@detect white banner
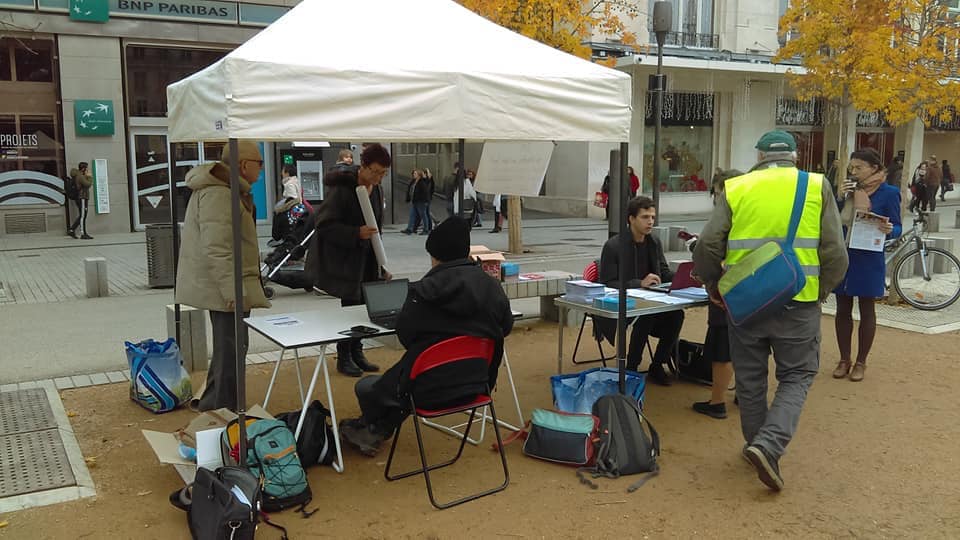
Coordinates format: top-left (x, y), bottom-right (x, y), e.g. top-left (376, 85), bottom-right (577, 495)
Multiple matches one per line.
top-left (93, 158), bottom-right (110, 214)
top-left (474, 141), bottom-right (554, 196)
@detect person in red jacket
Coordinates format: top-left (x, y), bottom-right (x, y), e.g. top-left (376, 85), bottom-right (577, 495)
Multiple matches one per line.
top-left (627, 166), bottom-right (640, 197)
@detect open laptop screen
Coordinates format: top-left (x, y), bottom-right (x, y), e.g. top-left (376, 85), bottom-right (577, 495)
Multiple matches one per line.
top-left (362, 279), bottom-right (409, 319)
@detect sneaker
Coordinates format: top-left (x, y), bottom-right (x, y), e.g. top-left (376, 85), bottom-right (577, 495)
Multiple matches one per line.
top-left (267, 238), bottom-right (284, 248)
top-left (339, 419), bottom-right (384, 457)
top-left (401, 229), bottom-right (413, 235)
top-left (744, 445), bottom-right (784, 491)
top-left (81, 234), bottom-right (93, 240)
top-left (741, 444), bottom-right (752, 466)
top-left (67, 229), bottom-right (76, 239)
top-left (692, 401), bottom-right (727, 419)
top-left (168, 486), bottom-right (192, 512)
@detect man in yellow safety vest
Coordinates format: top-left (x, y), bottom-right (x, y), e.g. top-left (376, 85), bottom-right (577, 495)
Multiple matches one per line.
top-left (692, 130), bottom-right (848, 492)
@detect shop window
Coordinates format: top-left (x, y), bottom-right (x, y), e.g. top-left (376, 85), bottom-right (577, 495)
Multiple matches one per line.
top-left (18, 115), bottom-right (57, 160)
top-left (0, 45), bottom-right (10, 81)
top-left (125, 45), bottom-right (227, 117)
top-left (643, 92), bottom-right (714, 193)
top-left (13, 39), bottom-right (54, 82)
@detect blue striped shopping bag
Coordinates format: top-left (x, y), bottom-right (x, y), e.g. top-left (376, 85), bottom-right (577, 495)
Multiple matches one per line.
top-left (124, 338), bottom-right (193, 413)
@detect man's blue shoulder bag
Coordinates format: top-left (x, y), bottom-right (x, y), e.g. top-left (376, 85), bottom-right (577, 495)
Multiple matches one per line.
top-left (719, 170), bottom-right (810, 326)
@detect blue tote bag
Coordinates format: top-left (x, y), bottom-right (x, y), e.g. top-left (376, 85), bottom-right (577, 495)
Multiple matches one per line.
top-left (125, 338), bottom-right (193, 413)
top-left (551, 367), bottom-right (645, 414)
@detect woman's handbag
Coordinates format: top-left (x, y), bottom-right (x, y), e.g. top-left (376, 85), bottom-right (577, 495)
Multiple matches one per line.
top-left (550, 367), bottom-right (645, 414)
top-left (718, 171), bottom-right (809, 326)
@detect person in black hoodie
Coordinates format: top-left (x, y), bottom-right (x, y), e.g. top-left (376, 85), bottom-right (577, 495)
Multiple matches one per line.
top-left (597, 195), bottom-right (683, 386)
top-left (313, 143), bottom-right (392, 376)
top-left (339, 217), bottom-right (514, 456)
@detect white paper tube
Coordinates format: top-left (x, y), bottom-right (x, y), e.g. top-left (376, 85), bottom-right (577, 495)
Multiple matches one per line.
top-left (356, 185), bottom-right (388, 270)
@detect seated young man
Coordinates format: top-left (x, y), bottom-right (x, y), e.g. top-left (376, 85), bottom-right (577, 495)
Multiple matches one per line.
top-left (597, 196), bottom-right (684, 386)
top-left (339, 217), bottom-right (514, 456)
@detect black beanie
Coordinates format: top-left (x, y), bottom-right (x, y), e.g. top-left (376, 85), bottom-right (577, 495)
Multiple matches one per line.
top-left (425, 217), bottom-right (471, 262)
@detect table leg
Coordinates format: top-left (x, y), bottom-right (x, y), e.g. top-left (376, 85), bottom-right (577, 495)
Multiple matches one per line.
top-left (295, 344), bottom-right (344, 473)
top-left (294, 348), bottom-right (305, 405)
top-left (557, 304), bottom-right (565, 374)
top-left (263, 348), bottom-right (285, 410)
top-left (501, 350), bottom-right (524, 430)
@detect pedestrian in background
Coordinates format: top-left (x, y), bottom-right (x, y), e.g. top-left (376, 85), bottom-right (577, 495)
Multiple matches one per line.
top-left (886, 156), bottom-right (903, 188)
top-left (68, 161), bottom-right (93, 239)
top-left (176, 140), bottom-right (270, 411)
top-left (627, 165), bottom-right (640, 197)
top-left (832, 148), bottom-right (900, 382)
top-left (693, 130), bottom-right (848, 491)
top-left (940, 159), bottom-right (953, 202)
top-left (313, 143), bottom-right (393, 377)
top-left (908, 161), bottom-right (927, 213)
top-left (923, 156), bottom-right (941, 212)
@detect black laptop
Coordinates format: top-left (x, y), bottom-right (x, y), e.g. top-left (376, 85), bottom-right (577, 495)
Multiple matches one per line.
top-left (361, 279), bottom-right (409, 330)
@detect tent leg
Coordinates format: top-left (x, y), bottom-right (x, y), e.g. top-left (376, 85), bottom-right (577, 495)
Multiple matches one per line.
top-left (617, 143), bottom-right (629, 395)
top-left (227, 138), bottom-right (249, 462)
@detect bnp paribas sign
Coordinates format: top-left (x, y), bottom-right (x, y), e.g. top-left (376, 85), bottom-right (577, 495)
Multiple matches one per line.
top-left (69, 0), bottom-right (238, 23)
top-left (74, 100), bottom-right (115, 137)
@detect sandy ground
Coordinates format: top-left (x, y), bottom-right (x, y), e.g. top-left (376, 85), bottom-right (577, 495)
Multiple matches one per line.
top-left (2, 307), bottom-right (959, 539)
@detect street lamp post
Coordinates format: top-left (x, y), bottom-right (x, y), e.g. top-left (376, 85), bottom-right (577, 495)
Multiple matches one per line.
top-left (651, 2), bottom-right (672, 225)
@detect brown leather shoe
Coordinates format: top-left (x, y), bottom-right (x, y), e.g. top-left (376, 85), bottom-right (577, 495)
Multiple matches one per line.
top-left (832, 360), bottom-right (852, 379)
top-left (849, 362), bottom-right (866, 382)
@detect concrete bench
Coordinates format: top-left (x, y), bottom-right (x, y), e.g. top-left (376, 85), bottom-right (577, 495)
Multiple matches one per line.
top-left (500, 270), bottom-right (577, 322)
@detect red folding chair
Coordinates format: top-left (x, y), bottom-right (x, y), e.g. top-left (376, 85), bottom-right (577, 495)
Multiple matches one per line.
top-left (384, 336), bottom-right (509, 509)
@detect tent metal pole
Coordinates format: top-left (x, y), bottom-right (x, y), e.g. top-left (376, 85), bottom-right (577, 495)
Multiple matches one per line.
top-left (617, 142), bottom-right (629, 395)
top-left (167, 141), bottom-right (181, 345)
top-left (227, 138), bottom-right (248, 462)
top-left (457, 138), bottom-right (465, 219)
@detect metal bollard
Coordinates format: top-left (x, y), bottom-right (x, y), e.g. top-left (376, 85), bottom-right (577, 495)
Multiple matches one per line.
top-left (83, 257), bottom-right (108, 298)
top-left (668, 226), bottom-right (688, 251)
top-left (928, 236), bottom-right (955, 274)
top-left (954, 209), bottom-right (960, 229)
top-left (926, 212), bottom-right (940, 233)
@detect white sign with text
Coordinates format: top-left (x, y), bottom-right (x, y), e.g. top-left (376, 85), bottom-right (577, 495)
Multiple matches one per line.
top-left (94, 158), bottom-right (110, 214)
top-left (474, 141), bottom-right (554, 196)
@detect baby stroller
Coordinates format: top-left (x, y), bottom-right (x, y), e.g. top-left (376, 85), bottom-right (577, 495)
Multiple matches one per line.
top-left (261, 205), bottom-right (315, 299)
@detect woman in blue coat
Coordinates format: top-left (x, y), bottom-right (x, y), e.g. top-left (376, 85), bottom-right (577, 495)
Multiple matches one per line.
top-left (832, 148), bottom-right (901, 382)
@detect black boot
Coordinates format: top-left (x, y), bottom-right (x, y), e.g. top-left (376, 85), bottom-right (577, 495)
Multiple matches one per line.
top-left (350, 340), bottom-right (379, 372)
top-left (336, 342), bottom-right (362, 377)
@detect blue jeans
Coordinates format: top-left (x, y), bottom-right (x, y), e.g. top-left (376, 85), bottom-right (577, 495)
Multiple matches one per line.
top-left (407, 202), bottom-right (431, 232)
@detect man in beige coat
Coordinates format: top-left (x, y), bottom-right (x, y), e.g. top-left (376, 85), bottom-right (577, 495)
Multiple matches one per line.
top-left (176, 140), bottom-right (270, 411)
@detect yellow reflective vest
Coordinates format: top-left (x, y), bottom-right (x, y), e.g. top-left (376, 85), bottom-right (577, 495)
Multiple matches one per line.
top-left (724, 166), bottom-right (823, 302)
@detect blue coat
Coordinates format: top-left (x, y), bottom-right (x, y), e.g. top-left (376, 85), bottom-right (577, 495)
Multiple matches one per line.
top-left (834, 183), bottom-right (902, 298)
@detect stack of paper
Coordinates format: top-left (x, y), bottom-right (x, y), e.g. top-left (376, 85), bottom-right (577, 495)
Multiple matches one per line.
top-left (670, 287), bottom-right (709, 300)
top-left (565, 280), bottom-right (606, 303)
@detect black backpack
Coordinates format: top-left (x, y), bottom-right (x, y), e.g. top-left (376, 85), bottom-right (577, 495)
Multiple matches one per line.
top-left (676, 339), bottom-right (712, 386)
top-left (577, 394), bottom-right (660, 492)
top-left (276, 400), bottom-right (336, 468)
top-left (64, 176), bottom-right (79, 201)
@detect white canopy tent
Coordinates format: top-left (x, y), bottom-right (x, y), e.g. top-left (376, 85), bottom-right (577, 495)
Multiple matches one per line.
top-left (166, 0), bottom-right (631, 143)
top-left (164, 0), bottom-right (637, 446)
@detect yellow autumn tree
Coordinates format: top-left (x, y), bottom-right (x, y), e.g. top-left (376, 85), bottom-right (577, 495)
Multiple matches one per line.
top-left (459, 0), bottom-right (638, 61)
top-left (777, 0), bottom-right (960, 183)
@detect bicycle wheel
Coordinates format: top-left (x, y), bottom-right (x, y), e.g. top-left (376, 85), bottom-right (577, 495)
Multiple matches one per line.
top-left (892, 247), bottom-right (960, 310)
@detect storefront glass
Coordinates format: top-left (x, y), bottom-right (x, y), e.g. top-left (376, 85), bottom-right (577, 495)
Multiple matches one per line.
top-left (125, 46), bottom-right (227, 117)
top-left (0, 37), bottom-right (64, 208)
top-left (642, 92), bottom-right (713, 193)
top-left (777, 97), bottom-right (825, 172)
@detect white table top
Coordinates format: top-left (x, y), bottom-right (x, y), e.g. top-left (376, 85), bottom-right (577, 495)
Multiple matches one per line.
top-left (555, 295), bottom-right (709, 319)
top-left (245, 305), bottom-right (394, 350)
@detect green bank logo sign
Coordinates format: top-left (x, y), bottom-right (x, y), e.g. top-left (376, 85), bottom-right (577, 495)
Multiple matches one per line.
top-left (74, 100), bottom-right (115, 137)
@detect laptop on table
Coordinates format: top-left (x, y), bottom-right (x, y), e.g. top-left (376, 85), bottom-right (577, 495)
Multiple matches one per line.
top-left (649, 262), bottom-right (700, 293)
top-left (361, 279), bottom-right (410, 330)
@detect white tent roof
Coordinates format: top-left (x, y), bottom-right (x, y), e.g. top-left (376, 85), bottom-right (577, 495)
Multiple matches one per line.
top-left (166, 0), bottom-right (631, 143)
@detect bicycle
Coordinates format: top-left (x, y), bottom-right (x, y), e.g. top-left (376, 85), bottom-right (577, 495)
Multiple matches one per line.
top-left (884, 211), bottom-right (960, 310)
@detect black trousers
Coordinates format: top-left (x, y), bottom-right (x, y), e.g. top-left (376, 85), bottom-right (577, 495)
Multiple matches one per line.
top-left (626, 310), bottom-right (685, 370)
top-left (69, 199), bottom-right (88, 235)
top-left (355, 370), bottom-right (407, 437)
top-left (199, 310), bottom-right (249, 411)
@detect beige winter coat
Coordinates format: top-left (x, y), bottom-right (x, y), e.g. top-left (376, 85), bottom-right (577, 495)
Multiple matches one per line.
top-left (175, 162), bottom-right (270, 312)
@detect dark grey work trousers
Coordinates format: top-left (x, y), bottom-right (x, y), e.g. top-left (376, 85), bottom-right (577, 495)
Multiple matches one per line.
top-left (198, 309), bottom-right (250, 412)
top-left (729, 301), bottom-right (821, 460)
